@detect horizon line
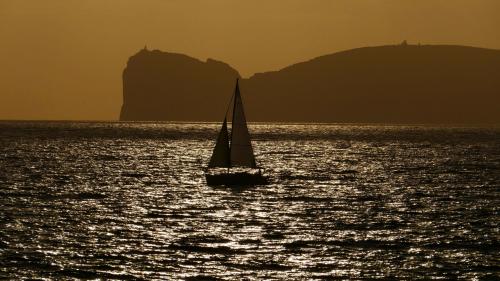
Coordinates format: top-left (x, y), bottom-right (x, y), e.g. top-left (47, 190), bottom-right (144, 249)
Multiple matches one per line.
top-left (1, 119), bottom-right (499, 128)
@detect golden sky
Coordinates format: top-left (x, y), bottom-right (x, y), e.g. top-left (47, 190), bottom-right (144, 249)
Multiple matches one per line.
top-left (1, 0), bottom-right (499, 120)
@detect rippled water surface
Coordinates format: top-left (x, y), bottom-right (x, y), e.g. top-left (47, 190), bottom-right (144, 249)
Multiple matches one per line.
top-left (1, 121), bottom-right (499, 280)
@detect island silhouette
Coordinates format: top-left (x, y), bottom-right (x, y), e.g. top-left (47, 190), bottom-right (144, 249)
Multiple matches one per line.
top-left (120, 44), bottom-right (500, 124)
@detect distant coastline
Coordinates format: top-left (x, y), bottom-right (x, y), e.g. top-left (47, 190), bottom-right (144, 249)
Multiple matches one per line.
top-left (121, 44), bottom-right (500, 124)
top-left (2, 120), bottom-right (500, 128)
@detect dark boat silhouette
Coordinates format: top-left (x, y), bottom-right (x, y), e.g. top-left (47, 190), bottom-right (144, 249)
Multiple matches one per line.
top-left (205, 79), bottom-right (269, 186)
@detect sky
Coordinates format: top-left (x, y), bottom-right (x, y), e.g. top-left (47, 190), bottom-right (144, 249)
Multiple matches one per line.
top-left (1, 0), bottom-right (499, 120)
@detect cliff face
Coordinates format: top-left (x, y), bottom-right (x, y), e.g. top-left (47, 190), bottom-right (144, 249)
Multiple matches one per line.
top-left (120, 49), bottom-right (240, 121)
top-left (121, 45), bottom-right (500, 123)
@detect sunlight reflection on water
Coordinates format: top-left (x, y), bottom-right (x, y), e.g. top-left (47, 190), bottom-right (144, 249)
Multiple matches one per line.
top-left (0, 122), bottom-right (499, 280)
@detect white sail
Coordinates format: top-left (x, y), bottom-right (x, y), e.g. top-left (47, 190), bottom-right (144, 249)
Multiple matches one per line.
top-left (230, 80), bottom-right (257, 168)
top-left (208, 118), bottom-right (230, 168)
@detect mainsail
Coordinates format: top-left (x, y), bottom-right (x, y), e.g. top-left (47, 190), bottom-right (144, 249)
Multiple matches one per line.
top-left (208, 118), bottom-right (230, 168)
top-left (229, 80), bottom-right (257, 168)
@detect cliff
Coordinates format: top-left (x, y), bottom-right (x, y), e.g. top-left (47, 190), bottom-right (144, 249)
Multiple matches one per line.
top-left (120, 45), bottom-right (500, 123)
top-left (120, 49), bottom-right (240, 121)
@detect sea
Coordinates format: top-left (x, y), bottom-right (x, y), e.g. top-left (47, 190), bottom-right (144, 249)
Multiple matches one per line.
top-left (0, 121), bottom-right (499, 280)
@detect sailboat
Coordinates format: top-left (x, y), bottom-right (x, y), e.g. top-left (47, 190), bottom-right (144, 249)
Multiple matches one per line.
top-left (205, 79), bottom-right (269, 186)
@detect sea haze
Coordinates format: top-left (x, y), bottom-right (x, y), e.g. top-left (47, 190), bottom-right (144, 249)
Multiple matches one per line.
top-left (0, 121), bottom-right (499, 279)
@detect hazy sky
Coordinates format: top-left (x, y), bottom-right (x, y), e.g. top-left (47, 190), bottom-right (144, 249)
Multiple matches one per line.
top-left (1, 0), bottom-right (499, 120)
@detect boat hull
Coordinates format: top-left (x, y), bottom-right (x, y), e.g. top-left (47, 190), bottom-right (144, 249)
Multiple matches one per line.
top-left (205, 172), bottom-right (269, 186)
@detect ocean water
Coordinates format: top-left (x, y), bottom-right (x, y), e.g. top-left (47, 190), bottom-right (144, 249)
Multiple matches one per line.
top-left (0, 121), bottom-right (499, 280)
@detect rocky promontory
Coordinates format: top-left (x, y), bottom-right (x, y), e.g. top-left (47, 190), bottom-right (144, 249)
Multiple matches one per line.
top-left (121, 48), bottom-right (240, 121)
